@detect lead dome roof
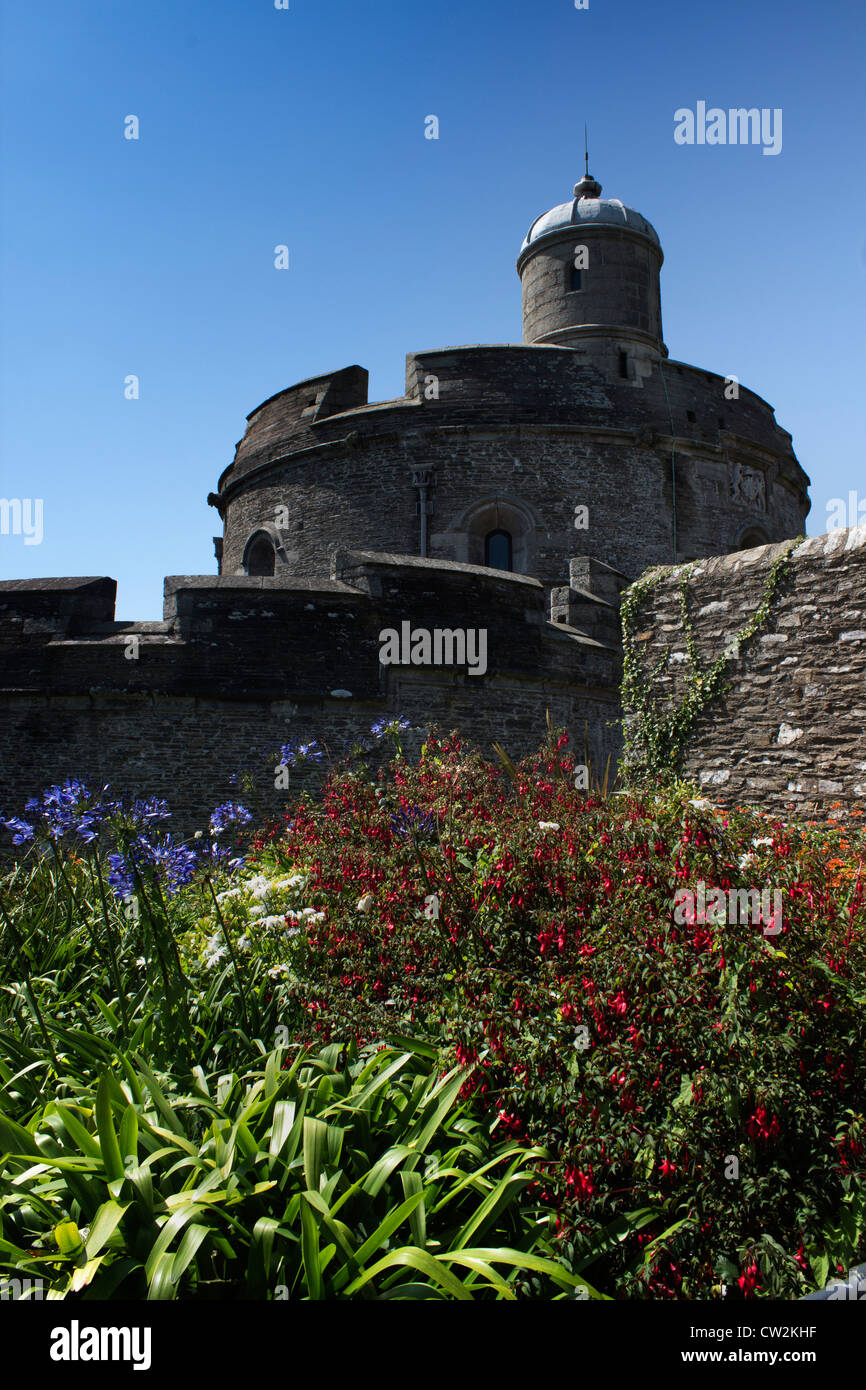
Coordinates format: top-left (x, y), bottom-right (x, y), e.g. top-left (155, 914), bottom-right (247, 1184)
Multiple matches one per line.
top-left (520, 173), bottom-right (661, 253)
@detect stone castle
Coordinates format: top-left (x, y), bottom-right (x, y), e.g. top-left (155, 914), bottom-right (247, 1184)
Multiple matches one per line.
top-left (3, 168), bottom-right (861, 829)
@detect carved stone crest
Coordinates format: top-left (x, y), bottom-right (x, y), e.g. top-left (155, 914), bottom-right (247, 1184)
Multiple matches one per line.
top-left (730, 462), bottom-right (767, 511)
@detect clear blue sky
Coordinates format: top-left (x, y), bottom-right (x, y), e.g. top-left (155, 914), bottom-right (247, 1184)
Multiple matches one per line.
top-left (1, 0), bottom-right (863, 618)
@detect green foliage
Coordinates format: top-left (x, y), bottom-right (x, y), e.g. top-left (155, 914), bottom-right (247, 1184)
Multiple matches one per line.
top-left (0, 1040), bottom-right (602, 1300)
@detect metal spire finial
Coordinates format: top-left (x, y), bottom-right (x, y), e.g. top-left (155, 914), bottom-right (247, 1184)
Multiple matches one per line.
top-left (574, 128), bottom-right (602, 200)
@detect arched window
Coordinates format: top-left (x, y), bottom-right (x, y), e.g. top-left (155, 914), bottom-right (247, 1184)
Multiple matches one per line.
top-left (485, 529), bottom-right (513, 571)
top-left (736, 527), bottom-right (770, 553)
top-left (244, 533), bottom-right (276, 577)
top-left (452, 496), bottom-right (537, 573)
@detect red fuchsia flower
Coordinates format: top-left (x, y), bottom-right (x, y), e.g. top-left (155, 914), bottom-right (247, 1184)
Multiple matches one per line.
top-left (659, 1158), bottom-right (677, 1179)
top-left (746, 1106), bottom-right (780, 1143)
top-left (564, 1165), bottom-right (595, 1201)
top-left (738, 1261), bottom-right (761, 1297)
top-left (497, 1109), bottom-right (523, 1136)
top-left (644, 1258), bottom-right (684, 1297)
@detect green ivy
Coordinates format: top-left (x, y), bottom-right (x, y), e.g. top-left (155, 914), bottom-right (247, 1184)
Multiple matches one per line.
top-left (620, 538), bottom-right (802, 782)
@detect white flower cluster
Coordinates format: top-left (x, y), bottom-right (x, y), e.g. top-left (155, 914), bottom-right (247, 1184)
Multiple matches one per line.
top-left (204, 933), bottom-right (229, 970)
top-left (261, 914), bottom-right (299, 933)
top-left (285, 906), bottom-right (326, 924)
top-left (202, 867), bottom-right (320, 974)
top-left (739, 837), bottom-right (775, 871)
top-left (270, 873), bottom-right (307, 891)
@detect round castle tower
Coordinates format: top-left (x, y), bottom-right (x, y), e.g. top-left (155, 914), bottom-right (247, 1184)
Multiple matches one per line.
top-left (210, 170), bottom-right (809, 585)
top-left (518, 170), bottom-right (665, 382)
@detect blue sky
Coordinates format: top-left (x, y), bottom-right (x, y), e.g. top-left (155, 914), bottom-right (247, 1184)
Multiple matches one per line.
top-left (1, 0), bottom-right (863, 618)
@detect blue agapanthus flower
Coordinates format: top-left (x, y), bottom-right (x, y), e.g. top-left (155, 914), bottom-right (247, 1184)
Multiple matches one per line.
top-left (18, 780), bottom-right (107, 845)
top-left (200, 841), bottom-right (245, 873)
top-left (108, 834), bottom-right (198, 901)
top-left (209, 802), bottom-right (253, 834)
top-left (128, 798), bottom-right (172, 826)
top-left (371, 716), bottom-right (411, 739)
top-left (106, 853), bottom-right (136, 901)
top-left (390, 805), bottom-right (437, 841)
top-left (0, 816), bottom-right (35, 845)
top-left (279, 740), bottom-right (324, 768)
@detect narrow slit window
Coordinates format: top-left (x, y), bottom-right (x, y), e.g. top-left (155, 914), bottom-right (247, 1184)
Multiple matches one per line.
top-left (570, 267), bottom-right (582, 291)
top-left (619, 351), bottom-right (629, 379)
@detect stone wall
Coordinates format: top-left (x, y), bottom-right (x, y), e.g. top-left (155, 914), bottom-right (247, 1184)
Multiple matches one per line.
top-left (4, 531), bottom-right (864, 833)
top-left (0, 556), bottom-right (622, 836)
top-left (518, 225), bottom-right (664, 348)
top-left (621, 526), bottom-right (866, 815)
top-left (214, 346), bottom-right (808, 585)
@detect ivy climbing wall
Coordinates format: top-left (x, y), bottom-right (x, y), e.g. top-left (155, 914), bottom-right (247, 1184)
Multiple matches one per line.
top-left (620, 526), bottom-right (866, 816)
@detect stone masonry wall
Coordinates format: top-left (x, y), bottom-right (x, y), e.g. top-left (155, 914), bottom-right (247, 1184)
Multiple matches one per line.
top-left (3, 530), bottom-right (863, 834)
top-left (519, 228), bottom-right (664, 346)
top-left (215, 348), bottom-right (807, 586)
top-left (621, 526), bottom-right (866, 815)
top-left (0, 556), bottom-right (622, 837)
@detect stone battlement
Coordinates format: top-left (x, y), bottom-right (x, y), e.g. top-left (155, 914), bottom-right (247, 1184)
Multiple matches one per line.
top-left (0, 552), bottom-right (624, 832)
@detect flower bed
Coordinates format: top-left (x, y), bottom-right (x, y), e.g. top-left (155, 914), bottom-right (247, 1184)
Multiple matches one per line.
top-left (1, 723), bottom-right (864, 1299)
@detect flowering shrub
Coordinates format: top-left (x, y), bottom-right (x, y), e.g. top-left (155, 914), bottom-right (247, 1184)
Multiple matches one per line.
top-left (179, 868), bottom-right (317, 981)
top-left (244, 727), bottom-right (866, 1299)
top-left (1, 726), bottom-right (864, 1300)
top-left (0, 783), bottom-right (253, 1065)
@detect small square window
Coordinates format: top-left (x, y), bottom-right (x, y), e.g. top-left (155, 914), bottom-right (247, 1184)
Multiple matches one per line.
top-left (687, 410), bottom-right (696, 423)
